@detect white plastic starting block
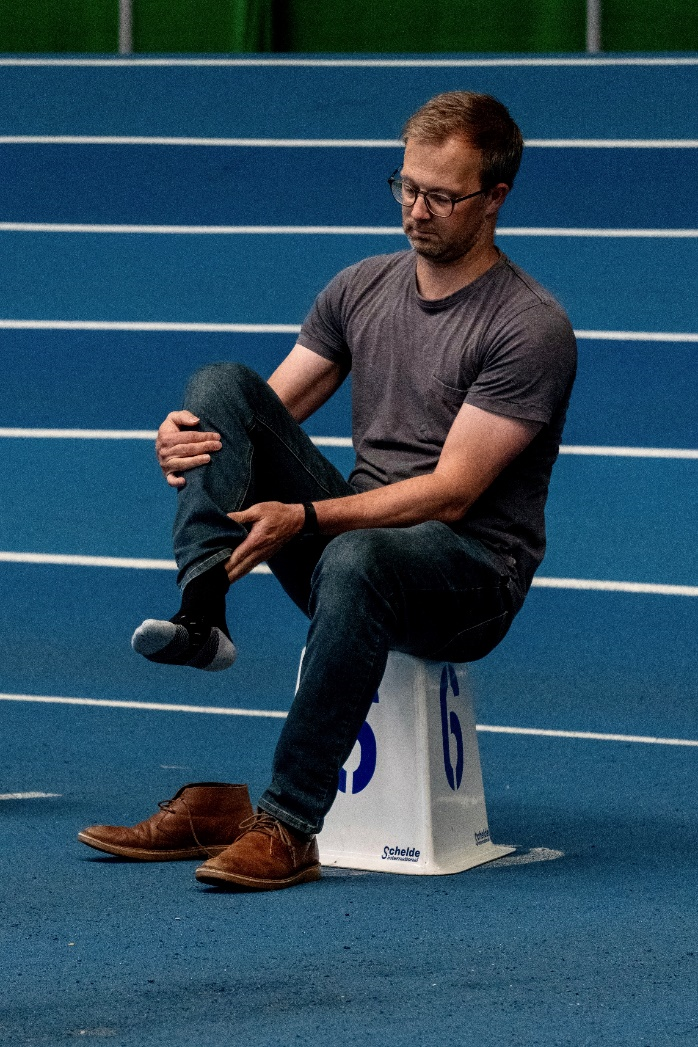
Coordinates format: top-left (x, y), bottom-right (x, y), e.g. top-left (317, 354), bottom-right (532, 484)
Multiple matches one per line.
top-left (311, 651), bottom-right (515, 875)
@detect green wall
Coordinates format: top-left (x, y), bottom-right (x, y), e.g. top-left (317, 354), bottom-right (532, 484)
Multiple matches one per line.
top-left (276, 0), bottom-right (587, 53)
top-left (603, 0), bottom-right (697, 51)
top-left (0, 0), bottom-right (271, 53)
top-left (0, 0), bottom-right (695, 53)
top-left (0, 0), bottom-right (118, 52)
top-left (134, 0), bottom-right (271, 53)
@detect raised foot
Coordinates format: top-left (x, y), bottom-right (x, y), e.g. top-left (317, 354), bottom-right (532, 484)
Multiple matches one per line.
top-left (131, 617), bottom-right (236, 671)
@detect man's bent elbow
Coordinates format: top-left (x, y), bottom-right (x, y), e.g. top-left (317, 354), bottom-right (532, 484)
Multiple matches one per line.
top-left (435, 498), bottom-right (474, 525)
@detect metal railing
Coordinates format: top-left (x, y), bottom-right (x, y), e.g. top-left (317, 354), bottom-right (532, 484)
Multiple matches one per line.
top-left (115, 0), bottom-right (602, 56)
top-left (119, 0), bottom-right (133, 54)
top-left (586, 0), bottom-right (602, 53)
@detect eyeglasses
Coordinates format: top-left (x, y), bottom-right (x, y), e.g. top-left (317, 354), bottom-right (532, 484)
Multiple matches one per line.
top-left (388, 169), bottom-right (484, 217)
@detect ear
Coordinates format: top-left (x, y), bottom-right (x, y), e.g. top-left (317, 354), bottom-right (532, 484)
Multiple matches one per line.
top-left (484, 182), bottom-right (510, 217)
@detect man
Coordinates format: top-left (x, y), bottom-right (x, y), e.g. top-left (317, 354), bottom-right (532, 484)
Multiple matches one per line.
top-left (78, 91), bottom-right (576, 891)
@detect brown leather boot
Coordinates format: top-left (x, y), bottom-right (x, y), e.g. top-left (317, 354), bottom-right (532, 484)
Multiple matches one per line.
top-left (77, 783), bottom-right (253, 860)
top-left (195, 811), bottom-right (322, 890)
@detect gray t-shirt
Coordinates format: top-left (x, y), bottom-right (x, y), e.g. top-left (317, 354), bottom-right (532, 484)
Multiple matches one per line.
top-left (299, 250), bottom-right (577, 605)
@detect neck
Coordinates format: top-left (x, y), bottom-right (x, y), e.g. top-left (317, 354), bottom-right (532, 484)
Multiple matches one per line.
top-left (415, 239), bottom-right (501, 301)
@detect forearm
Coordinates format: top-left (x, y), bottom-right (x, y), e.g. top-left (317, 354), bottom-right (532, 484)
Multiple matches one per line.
top-left (313, 472), bottom-right (470, 536)
top-left (311, 406), bottom-right (540, 536)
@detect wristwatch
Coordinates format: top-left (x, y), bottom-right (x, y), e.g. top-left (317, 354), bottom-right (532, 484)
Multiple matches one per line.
top-left (300, 501), bottom-right (320, 538)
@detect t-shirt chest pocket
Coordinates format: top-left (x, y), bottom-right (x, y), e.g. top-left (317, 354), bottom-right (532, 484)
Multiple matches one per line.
top-left (424, 374), bottom-right (470, 436)
top-left (431, 374), bottom-right (468, 404)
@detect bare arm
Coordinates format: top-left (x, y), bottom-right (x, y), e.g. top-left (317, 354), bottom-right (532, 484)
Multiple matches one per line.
top-left (312, 403), bottom-right (540, 532)
top-left (225, 403), bottom-right (541, 581)
top-left (156, 344), bottom-right (343, 486)
top-left (268, 343), bottom-right (344, 422)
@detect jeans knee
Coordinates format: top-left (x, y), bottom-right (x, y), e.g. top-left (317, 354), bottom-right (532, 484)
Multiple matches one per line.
top-left (184, 362), bottom-right (263, 414)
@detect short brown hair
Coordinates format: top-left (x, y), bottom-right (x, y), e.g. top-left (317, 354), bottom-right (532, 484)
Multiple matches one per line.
top-left (402, 91), bottom-right (524, 191)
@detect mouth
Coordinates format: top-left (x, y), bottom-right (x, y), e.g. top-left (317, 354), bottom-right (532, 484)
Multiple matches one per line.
top-left (406, 225), bottom-right (436, 238)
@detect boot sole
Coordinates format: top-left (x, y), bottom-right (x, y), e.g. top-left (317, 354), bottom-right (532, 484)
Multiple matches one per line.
top-left (77, 831), bottom-right (231, 861)
top-left (194, 863), bottom-right (322, 890)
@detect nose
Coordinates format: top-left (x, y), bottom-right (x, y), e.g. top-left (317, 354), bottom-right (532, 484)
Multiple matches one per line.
top-left (409, 191), bottom-right (432, 220)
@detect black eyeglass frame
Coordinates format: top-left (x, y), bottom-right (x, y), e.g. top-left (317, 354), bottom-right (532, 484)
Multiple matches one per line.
top-left (388, 169), bottom-right (485, 217)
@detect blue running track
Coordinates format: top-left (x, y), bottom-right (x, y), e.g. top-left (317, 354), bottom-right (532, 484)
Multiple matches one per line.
top-left (0, 55), bottom-right (696, 1047)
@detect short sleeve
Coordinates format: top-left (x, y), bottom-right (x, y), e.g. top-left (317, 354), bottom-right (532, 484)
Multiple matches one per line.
top-left (298, 269), bottom-right (353, 373)
top-left (464, 303), bottom-right (577, 425)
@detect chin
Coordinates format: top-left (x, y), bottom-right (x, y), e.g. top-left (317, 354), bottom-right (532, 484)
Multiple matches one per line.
top-left (411, 234), bottom-right (478, 265)
top-left (408, 235), bottom-right (443, 258)
top-left (412, 242), bottom-right (454, 263)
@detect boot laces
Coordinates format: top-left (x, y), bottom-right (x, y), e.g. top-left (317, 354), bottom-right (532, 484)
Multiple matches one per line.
top-left (156, 794), bottom-right (220, 859)
top-left (238, 812), bottom-right (297, 849)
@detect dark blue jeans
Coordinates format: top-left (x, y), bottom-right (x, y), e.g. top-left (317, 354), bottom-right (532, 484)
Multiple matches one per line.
top-left (173, 362), bottom-right (516, 836)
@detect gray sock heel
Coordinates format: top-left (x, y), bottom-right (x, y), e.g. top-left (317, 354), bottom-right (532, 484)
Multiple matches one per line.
top-left (131, 619), bottom-right (237, 671)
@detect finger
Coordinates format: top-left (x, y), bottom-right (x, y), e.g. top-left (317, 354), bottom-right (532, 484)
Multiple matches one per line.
top-left (159, 433), bottom-right (221, 451)
top-left (226, 507), bottom-right (260, 525)
top-left (225, 547), bottom-right (266, 583)
top-left (162, 453), bottom-right (212, 473)
top-left (166, 410), bottom-right (200, 427)
top-left (228, 528), bottom-right (266, 561)
top-left (226, 561), bottom-right (251, 584)
top-left (166, 473), bottom-right (186, 488)
top-left (160, 437), bottom-right (222, 458)
top-left (224, 527), bottom-right (273, 572)
top-left (159, 441), bottom-right (222, 468)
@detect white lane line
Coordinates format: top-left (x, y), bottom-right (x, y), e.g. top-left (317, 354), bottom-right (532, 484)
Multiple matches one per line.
top-left (0, 551), bottom-right (177, 569)
top-left (0, 320), bottom-right (302, 333)
top-left (0, 552), bottom-right (695, 595)
top-left (574, 330), bottom-right (698, 342)
top-left (0, 135), bottom-right (696, 148)
top-left (0, 136), bottom-right (402, 147)
top-left (0, 693), bottom-right (286, 718)
top-left (4, 431), bottom-right (698, 459)
top-left (0, 791), bottom-right (62, 800)
top-left (530, 577), bottom-right (698, 597)
top-left (0, 429), bottom-right (355, 446)
top-left (0, 428), bottom-right (159, 439)
top-left (525, 139), bottom-right (698, 148)
top-left (0, 550), bottom-right (273, 572)
top-left (2, 223), bottom-right (697, 238)
top-left (0, 320), bottom-right (696, 342)
top-left (477, 724), bottom-right (698, 747)
top-left (498, 228), bottom-right (698, 237)
top-left (558, 446), bottom-right (698, 459)
top-left (0, 57), bottom-right (697, 66)
top-left (0, 223), bottom-right (404, 235)
top-left (309, 436), bottom-right (353, 447)
top-left (1, 692), bottom-right (696, 748)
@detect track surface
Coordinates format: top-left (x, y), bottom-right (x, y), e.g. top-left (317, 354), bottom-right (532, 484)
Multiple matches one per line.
top-left (1, 56), bottom-right (696, 1047)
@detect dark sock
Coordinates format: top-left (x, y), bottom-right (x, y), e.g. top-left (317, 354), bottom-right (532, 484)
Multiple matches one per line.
top-left (178, 562), bottom-right (231, 638)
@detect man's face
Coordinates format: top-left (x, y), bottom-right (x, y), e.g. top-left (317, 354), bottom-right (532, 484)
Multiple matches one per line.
top-left (400, 135), bottom-right (499, 265)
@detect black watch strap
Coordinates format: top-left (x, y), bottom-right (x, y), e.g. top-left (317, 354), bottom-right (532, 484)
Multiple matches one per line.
top-left (300, 501), bottom-right (320, 538)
